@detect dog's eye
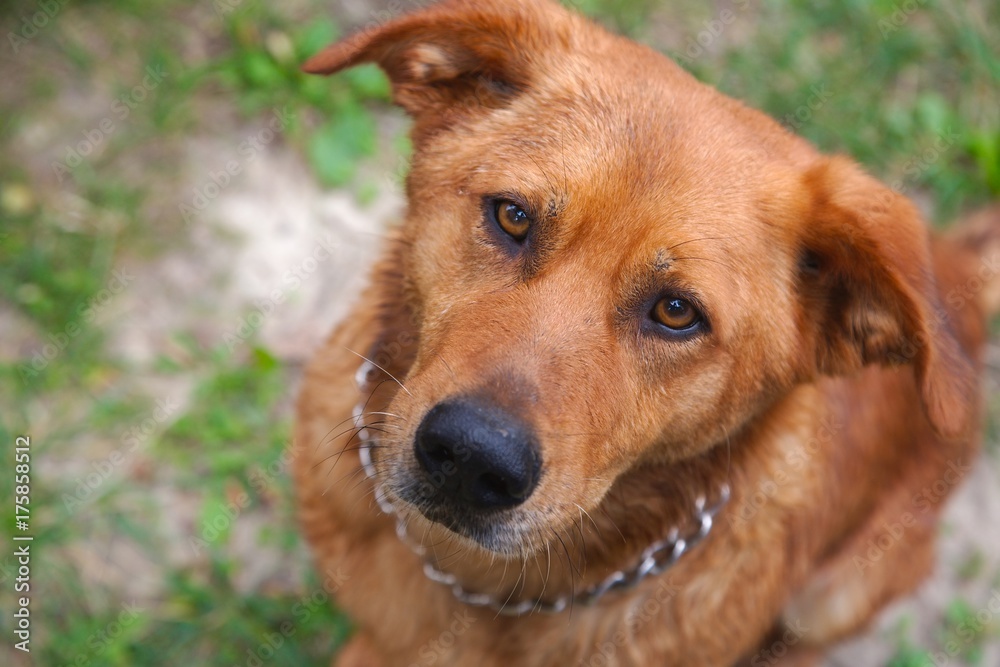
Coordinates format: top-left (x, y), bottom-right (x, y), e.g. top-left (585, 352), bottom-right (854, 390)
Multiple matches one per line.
top-left (652, 297), bottom-right (700, 331)
top-left (494, 200), bottom-right (531, 241)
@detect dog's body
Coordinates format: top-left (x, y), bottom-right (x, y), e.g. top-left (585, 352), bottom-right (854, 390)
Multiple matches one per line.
top-left (293, 2), bottom-right (1000, 665)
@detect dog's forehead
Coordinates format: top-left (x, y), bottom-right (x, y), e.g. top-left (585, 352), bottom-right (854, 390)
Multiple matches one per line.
top-left (437, 39), bottom-right (811, 290)
top-left (471, 90), bottom-right (781, 254)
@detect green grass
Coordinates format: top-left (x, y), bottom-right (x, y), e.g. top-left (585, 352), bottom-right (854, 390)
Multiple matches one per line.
top-left (667, 0), bottom-right (999, 224)
top-left (0, 0), bottom-right (997, 664)
top-left (212, 6), bottom-right (392, 186)
top-left (887, 594), bottom-right (1000, 666)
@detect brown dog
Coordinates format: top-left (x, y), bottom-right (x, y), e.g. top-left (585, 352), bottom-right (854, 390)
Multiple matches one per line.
top-left (293, 1), bottom-right (999, 664)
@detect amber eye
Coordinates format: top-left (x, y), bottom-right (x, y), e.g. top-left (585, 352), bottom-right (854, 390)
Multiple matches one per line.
top-left (495, 200), bottom-right (531, 240)
top-left (652, 297), bottom-right (700, 330)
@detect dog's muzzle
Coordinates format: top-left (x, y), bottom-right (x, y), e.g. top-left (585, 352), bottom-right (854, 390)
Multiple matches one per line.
top-left (413, 398), bottom-right (542, 510)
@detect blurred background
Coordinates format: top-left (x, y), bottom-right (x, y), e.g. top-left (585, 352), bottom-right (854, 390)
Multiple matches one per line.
top-left (0, 0), bottom-right (998, 665)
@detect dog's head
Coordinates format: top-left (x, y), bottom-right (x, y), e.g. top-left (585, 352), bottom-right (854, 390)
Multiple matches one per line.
top-left (306, 0), bottom-right (974, 556)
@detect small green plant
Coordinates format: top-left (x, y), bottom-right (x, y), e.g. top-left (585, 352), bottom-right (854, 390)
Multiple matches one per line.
top-left (888, 644), bottom-right (935, 667)
top-left (212, 10), bottom-right (392, 187)
top-left (1, 1), bottom-right (997, 665)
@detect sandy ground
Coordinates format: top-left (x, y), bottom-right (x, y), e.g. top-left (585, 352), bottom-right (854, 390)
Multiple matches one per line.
top-left (106, 135), bottom-right (1000, 663)
top-left (7, 61), bottom-right (998, 661)
top-left (1, 1), bottom-right (995, 664)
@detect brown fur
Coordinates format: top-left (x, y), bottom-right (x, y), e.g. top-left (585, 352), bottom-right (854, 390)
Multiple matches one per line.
top-left (293, 2), bottom-right (998, 665)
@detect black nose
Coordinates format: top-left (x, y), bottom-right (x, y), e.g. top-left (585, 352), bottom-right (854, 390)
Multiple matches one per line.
top-left (413, 399), bottom-right (541, 509)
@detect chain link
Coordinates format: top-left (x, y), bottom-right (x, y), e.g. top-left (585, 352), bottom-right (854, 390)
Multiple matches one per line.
top-left (351, 360), bottom-right (730, 616)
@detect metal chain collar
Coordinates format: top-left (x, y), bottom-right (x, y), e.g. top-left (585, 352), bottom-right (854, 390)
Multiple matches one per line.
top-left (352, 360), bottom-right (731, 617)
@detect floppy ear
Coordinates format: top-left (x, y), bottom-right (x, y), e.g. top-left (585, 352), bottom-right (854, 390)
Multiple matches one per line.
top-left (797, 157), bottom-right (975, 438)
top-left (302, 0), bottom-right (569, 127)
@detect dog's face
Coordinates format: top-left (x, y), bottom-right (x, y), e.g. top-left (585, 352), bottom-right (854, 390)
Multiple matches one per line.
top-left (306, 0), bottom-right (972, 556)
